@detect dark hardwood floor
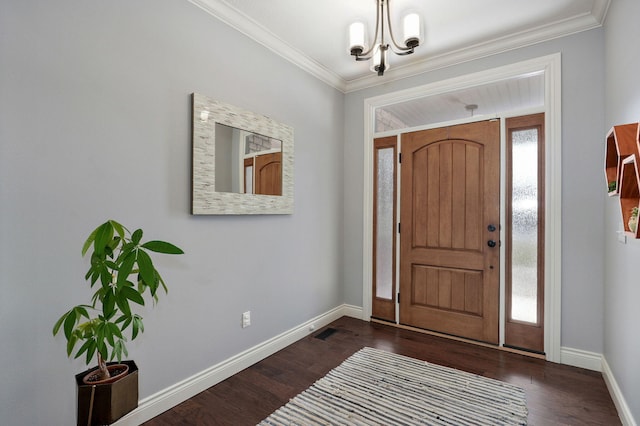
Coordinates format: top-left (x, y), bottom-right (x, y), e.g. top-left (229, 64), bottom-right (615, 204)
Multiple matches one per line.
top-left (143, 317), bottom-right (620, 425)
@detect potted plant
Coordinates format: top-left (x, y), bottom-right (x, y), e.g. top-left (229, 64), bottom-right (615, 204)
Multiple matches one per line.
top-left (53, 220), bottom-right (183, 425)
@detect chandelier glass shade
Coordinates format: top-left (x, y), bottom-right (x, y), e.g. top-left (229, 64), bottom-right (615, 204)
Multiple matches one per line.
top-left (349, 0), bottom-right (422, 76)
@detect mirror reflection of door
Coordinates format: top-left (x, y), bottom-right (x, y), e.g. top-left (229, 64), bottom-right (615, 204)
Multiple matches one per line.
top-left (244, 158), bottom-right (253, 194)
top-left (214, 123), bottom-right (283, 195)
top-left (254, 152), bottom-right (282, 195)
top-left (243, 153), bottom-right (282, 195)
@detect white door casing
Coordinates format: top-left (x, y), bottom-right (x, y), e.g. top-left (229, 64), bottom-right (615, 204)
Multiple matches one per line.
top-left (361, 53), bottom-right (562, 362)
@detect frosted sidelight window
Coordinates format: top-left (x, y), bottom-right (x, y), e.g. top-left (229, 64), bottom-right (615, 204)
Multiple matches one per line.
top-left (375, 147), bottom-right (395, 299)
top-left (510, 129), bottom-right (538, 323)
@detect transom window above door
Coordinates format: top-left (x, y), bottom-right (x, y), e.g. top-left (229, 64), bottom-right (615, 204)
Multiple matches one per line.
top-left (375, 72), bottom-right (544, 133)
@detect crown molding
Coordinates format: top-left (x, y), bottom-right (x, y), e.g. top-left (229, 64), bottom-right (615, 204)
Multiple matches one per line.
top-left (592, 0), bottom-right (612, 24)
top-left (187, 0), bottom-right (610, 94)
top-left (187, 0), bottom-right (347, 92)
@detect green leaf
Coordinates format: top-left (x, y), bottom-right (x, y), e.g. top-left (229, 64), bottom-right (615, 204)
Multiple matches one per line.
top-left (113, 339), bottom-right (128, 363)
top-left (96, 323), bottom-right (105, 347)
top-left (158, 273), bottom-right (168, 295)
top-left (63, 310), bottom-right (77, 339)
top-left (132, 229), bottom-right (143, 245)
top-left (86, 340), bottom-right (97, 365)
top-left (105, 260), bottom-right (119, 270)
top-left (91, 252), bottom-right (105, 267)
top-left (132, 320), bottom-right (139, 340)
top-left (118, 315), bottom-right (132, 331)
top-left (147, 273), bottom-right (159, 298)
top-left (106, 329), bottom-right (115, 347)
top-left (53, 310), bottom-right (71, 336)
top-left (136, 250), bottom-right (156, 287)
top-left (112, 340), bottom-right (122, 362)
top-left (90, 270), bottom-right (100, 286)
top-left (108, 322), bottom-right (123, 339)
top-left (106, 236), bottom-right (122, 258)
top-left (94, 221), bottom-right (114, 256)
top-left (75, 306), bottom-right (90, 320)
top-left (66, 333), bottom-right (78, 357)
top-left (121, 286), bottom-right (145, 306)
top-left (115, 292), bottom-right (132, 317)
top-left (109, 220), bottom-right (126, 240)
top-left (74, 339), bottom-right (93, 359)
top-left (132, 315), bottom-right (144, 340)
top-left (100, 268), bottom-right (112, 288)
top-left (103, 291), bottom-right (116, 319)
top-left (81, 227), bottom-right (99, 257)
top-left (116, 252), bottom-right (136, 287)
top-left (91, 289), bottom-right (101, 306)
top-left (141, 240), bottom-right (184, 255)
top-left (116, 242), bottom-right (135, 263)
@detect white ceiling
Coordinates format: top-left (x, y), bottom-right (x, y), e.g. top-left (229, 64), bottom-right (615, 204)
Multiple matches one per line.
top-left (189, 0), bottom-right (610, 93)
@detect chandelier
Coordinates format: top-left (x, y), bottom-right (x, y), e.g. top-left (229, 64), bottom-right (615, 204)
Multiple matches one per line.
top-left (349, 0), bottom-right (422, 76)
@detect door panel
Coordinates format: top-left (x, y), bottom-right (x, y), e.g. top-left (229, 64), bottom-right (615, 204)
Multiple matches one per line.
top-left (411, 265), bottom-right (482, 315)
top-left (400, 120), bottom-right (500, 343)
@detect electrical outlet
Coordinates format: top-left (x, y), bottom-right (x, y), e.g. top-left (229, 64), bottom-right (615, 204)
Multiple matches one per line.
top-left (242, 311), bottom-right (251, 328)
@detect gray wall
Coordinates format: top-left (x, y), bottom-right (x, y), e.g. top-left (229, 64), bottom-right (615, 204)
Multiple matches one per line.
top-left (343, 29), bottom-right (606, 353)
top-left (603, 0), bottom-right (640, 420)
top-left (0, 1), bottom-right (344, 425)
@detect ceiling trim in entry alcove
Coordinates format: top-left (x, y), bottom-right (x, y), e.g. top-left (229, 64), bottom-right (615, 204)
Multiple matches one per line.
top-left (360, 53), bottom-right (562, 362)
top-left (187, 0), bottom-right (607, 92)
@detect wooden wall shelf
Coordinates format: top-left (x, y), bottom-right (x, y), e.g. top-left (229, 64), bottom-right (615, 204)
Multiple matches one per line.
top-left (619, 155), bottom-right (640, 238)
top-left (604, 123), bottom-right (639, 196)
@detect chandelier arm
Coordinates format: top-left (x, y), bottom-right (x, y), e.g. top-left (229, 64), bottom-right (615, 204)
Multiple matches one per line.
top-left (355, 0), bottom-right (382, 59)
top-left (379, 0), bottom-right (385, 47)
top-left (389, 45), bottom-right (414, 56)
top-left (385, 0), bottom-right (413, 53)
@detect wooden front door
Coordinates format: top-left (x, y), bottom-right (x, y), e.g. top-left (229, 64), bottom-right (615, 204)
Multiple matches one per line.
top-left (399, 120), bottom-right (500, 343)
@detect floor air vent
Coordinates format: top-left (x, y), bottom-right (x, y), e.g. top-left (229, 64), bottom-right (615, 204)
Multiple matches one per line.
top-left (314, 328), bottom-right (337, 340)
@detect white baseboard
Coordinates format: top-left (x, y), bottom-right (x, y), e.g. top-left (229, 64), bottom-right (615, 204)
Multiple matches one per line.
top-left (602, 357), bottom-right (637, 426)
top-left (560, 349), bottom-right (636, 425)
top-left (560, 346), bottom-right (602, 371)
top-left (113, 304), bottom-right (363, 425)
top-left (341, 303), bottom-right (365, 320)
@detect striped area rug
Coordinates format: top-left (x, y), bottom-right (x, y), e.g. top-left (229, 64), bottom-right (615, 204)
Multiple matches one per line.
top-left (259, 347), bottom-right (527, 425)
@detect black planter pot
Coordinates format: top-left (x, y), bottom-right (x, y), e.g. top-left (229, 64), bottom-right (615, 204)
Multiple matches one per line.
top-left (75, 360), bottom-right (138, 426)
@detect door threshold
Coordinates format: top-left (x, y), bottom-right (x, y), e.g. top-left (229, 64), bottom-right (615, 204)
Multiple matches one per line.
top-left (370, 318), bottom-right (546, 360)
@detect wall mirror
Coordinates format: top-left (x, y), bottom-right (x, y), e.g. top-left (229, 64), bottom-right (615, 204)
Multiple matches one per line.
top-left (192, 93), bottom-right (294, 214)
